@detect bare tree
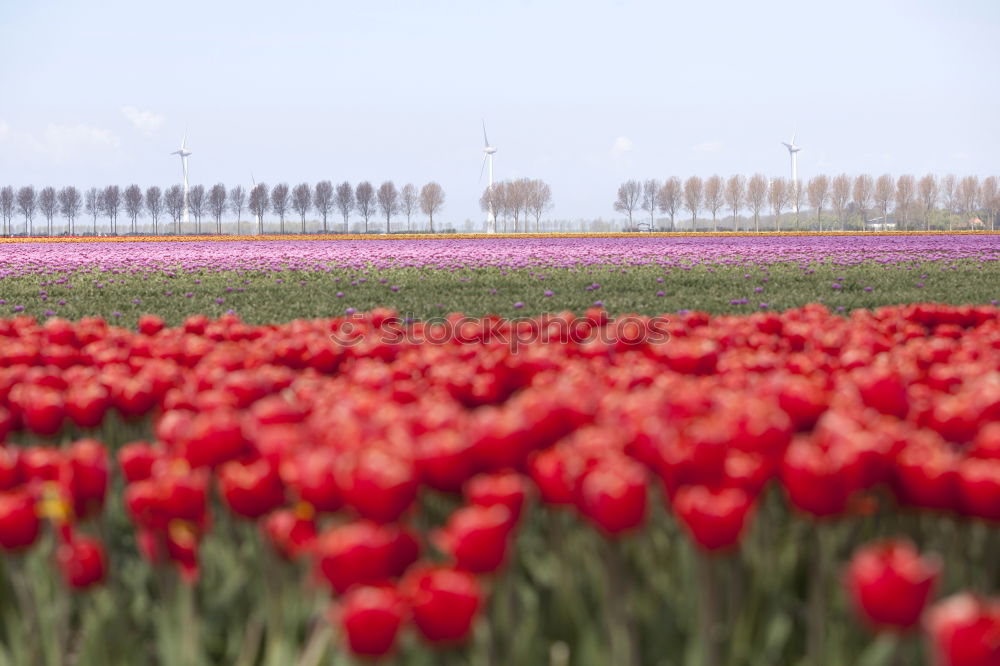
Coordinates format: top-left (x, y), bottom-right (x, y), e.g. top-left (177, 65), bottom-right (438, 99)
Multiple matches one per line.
top-left (0, 187), bottom-right (13, 236)
top-left (292, 183), bottom-right (312, 233)
top-left (270, 183), bottom-right (290, 232)
top-left (122, 185), bottom-right (143, 234)
top-left (873, 174), bottom-right (895, 229)
top-left (682, 176), bottom-right (703, 231)
top-left (38, 187), bottom-right (57, 236)
top-left (830, 174), bottom-right (851, 231)
top-left (895, 175), bottom-right (915, 230)
top-left (208, 184), bottom-right (227, 233)
top-left (354, 182), bottom-right (376, 233)
top-left (852, 174), bottom-right (874, 230)
top-left (145, 187), bottom-right (163, 234)
top-left (724, 175), bottom-right (745, 231)
top-left (101, 185), bottom-right (121, 234)
top-left (248, 183), bottom-right (269, 234)
top-left (58, 186), bottom-right (82, 235)
top-left (806, 175), bottom-right (830, 231)
top-left (703, 175), bottom-right (724, 231)
top-left (657, 177), bottom-right (682, 230)
top-left (981, 176), bottom-right (998, 231)
top-left (229, 185), bottom-right (246, 233)
top-left (400, 183), bottom-right (418, 231)
top-left (419, 182), bottom-right (445, 232)
top-left (745, 173), bottom-right (768, 232)
top-left (376, 181), bottom-right (400, 233)
top-left (527, 179), bottom-right (553, 231)
top-left (187, 185), bottom-right (205, 233)
top-left (85, 187), bottom-right (100, 234)
top-left (165, 185), bottom-right (185, 232)
top-left (916, 174), bottom-right (939, 230)
top-left (480, 184), bottom-right (503, 232)
top-left (314, 181), bottom-right (334, 232)
top-left (335, 182), bottom-right (354, 233)
top-left (790, 182), bottom-right (805, 229)
top-left (639, 179), bottom-right (660, 231)
top-left (941, 174), bottom-right (957, 230)
top-left (768, 178), bottom-right (789, 230)
top-left (613, 180), bottom-right (642, 230)
top-left (958, 175), bottom-right (981, 228)
top-left (16, 186), bottom-right (36, 235)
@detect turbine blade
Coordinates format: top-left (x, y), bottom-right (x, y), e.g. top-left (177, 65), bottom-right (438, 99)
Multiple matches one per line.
top-left (791, 130), bottom-right (796, 145)
top-left (482, 119), bottom-right (489, 147)
top-left (479, 154), bottom-right (487, 182)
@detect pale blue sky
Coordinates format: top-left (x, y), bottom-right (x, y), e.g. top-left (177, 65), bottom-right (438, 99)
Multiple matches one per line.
top-left (1, 0), bottom-right (997, 224)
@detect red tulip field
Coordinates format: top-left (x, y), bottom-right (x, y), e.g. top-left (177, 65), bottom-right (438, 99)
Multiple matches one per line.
top-left (1, 236), bottom-right (999, 665)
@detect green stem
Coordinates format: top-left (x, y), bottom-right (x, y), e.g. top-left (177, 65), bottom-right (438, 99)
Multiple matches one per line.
top-left (600, 537), bottom-right (639, 666)
top-left (807, 525), bottom-right (830, 664)
top-left (696, 554), bottom-right (721, 666)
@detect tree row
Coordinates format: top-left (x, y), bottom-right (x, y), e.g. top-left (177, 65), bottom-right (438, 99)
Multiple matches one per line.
top-left (0, 181), bottom-right (447, 236)
top-left (614, 174), bottom-right (999, 231)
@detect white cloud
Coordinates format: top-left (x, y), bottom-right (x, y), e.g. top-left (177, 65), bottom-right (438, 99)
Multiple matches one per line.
top-left (610, 136), bottom-right (633, 159)
top-left (121, 106), bottom-right (165, 134)
top-left (693, 140), bottom-right (724, 154)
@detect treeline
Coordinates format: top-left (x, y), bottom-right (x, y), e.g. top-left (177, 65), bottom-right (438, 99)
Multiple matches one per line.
top-left (478, 179), bottom-right (554, 232)
top-left (0, 181), bottom-right (446, 236)
top-left (614, 174), bottom-right (999, 232)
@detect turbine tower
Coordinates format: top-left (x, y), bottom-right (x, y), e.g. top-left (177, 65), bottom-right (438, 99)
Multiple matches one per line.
top-left (781, 132), bottom-right (800, 185)
top-left (480, 120), bottom-right (497, 234)
top-left (171, 133), bottom-right (192, 231)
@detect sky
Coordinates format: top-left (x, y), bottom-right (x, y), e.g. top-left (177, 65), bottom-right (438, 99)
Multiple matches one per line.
top-left (0, 0), bottom-right (997, 226)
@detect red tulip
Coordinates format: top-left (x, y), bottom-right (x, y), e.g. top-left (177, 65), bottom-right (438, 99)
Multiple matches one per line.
top-left (576, 456), bottom-right (647, 535)
top-left (218, 458), bottom-right (285, 519)
top-left (313, 521), bottom-right (399, 594)
top-left (925, 593), bottom-right (1000, 666)
top-left (956, 457), bottom-right (1000, 521)
top-left (261, 507), bottom-right (317, 560)
top-left (67, 439), bottom-right (108, 519)
top-left (336, 585), bottom-right (407, 658)
top-left (673, 485), bottom-right (754, 552)
top-left (403, 565), bottom-right (482, 644)
top-left (20, 385), bottom-right (64, 436)
top-left (845, 539), bottom-right (940, 631)
top-left (0, 490), bottom-right (40, 551)
top-left (434, 504), bottom-right (513, 574)
top-left (65, 383), bottom-right (110, 428)
top-left (0, 446), bottom-right (20, 491)
top-left (280, 448), bottom-right (343, 513)
top-left (341, 448), bottom-right (417, 524)
top-left (527, 447), bottom-right (577, 506)
top-left (57, 534), bottom-right (107, 589)
top-left (781, 438), bottom-right (854, 518)
top-left (464, 471), bottom-right (528, 521)
top-left (118, 441), bottom-right (161, 484)
top-left (179, 407), bottom-right (247, 468)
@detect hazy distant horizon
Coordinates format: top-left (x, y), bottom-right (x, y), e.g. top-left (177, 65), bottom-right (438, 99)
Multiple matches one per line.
top-left (1, 0), bottom-right (997, 227)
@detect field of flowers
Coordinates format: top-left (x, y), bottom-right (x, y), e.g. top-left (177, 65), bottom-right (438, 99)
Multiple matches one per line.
top-left (1, 235), bottom-right (999, 666)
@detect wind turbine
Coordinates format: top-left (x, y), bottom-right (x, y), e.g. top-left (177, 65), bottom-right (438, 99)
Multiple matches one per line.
top-left (781, 131), bottom-right (801, 186)
top-left (480, 120), bottom-right (498, 234)
top-left (171, 132), bottom-right (192, 232)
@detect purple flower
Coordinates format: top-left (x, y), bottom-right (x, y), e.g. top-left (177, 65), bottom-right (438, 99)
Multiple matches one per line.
top-left (593, 300), bottom-right (603, 307)
top-left (759, 303), bottom-right (769, 309)
top-left (656, 291), bottom-right (665, 297)
top-left (215, 298), bottom-right (225, 305)
top-left (916, 282), bottom-right (924, 288)
top-left (185, 292), bottom-right (194, 298)
top-left (754, 286), bottom-right (763, 293)
top-left (336, 292), bottom-right (344, 298)
top-left (514, 302), bottom-right (524, 309)
top-left (657, 277), bottom-right (665, 283)
top-left (390, 285), bottom-right (400, 292)
top-left (13, 305), bottom-right (23, 312)
top-left (58, 300), bottom-right (66, 306)
top-left (132, 298), bottom-right (141, 304)
top-left (44, 310), bottom-right (55, 317)
top-left (543, 290), bottom-right (554, 297)
top-left (346, 307), bottom-right (356, 315)
top-left (112, 311), bottom-right (121, 318)
top-left (864, 286), bottom-right (873, 292)
top-left (832, 283), bottom-right (842, 290)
